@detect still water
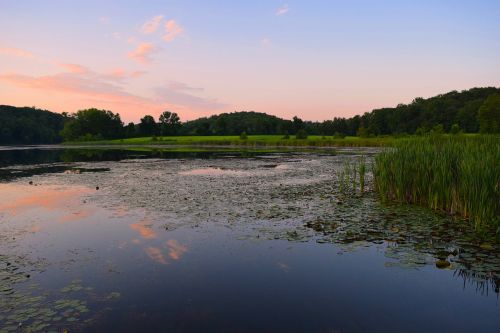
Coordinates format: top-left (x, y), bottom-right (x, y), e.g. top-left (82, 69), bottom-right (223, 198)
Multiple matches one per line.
top-left (0, 146), bottom-right (499, 332)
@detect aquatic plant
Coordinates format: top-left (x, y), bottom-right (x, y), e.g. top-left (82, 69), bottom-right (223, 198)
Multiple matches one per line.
top-left (337, 157), bottom-right (369, 196)
top-left (374, 135), bottom-right (500, 229)
top-left (359, 156), bottom-right (366, 194)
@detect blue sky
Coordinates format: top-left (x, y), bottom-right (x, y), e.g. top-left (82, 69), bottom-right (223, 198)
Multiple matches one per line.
top-left (1, 0), bottom-right (499, 121)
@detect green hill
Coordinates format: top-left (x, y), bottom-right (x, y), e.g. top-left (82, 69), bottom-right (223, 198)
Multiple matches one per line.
top-left (0, 105), bottom-right (65, 144)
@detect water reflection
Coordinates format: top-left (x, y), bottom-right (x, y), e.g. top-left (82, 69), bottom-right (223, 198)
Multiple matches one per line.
top-left (455, 269), bottom-right (500, 296)
top-left (1, 148), bottom-right (499, 332)
top-left (130, 217), bottom-right (157, 239)
top-left (0, 147), bottom-right (292, 181)
top-left (144, 240), bottom-right (188, 265)
top-left (145, 246), bottom-right (169, 265)
top-left (0, 184), bottom-right (92, 218)
top-left (0, 146), bottom-right (287, 169)
top-left (166, 239), bottom-right (188, 260)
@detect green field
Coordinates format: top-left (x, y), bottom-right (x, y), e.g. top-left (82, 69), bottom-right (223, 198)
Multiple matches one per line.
top-left (65, 135), bottom-right (397, 147)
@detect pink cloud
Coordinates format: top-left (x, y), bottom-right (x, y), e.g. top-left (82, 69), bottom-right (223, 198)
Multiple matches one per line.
top-left (0, 71), bottom-right (159, 120)
top-left (109, 68), bottom-right (126, 78)
top-left (167, 81), bottom-right (203, 92)
top-left (276, 4), bottom-right (290, 16)
top-left (127, 42), bottom-right (156, 63)
top-left (141, 15), bottom-right (164, 34)
top-left (58, 63), bottom-right (89, 74)
top-left (0, 47), bottom-right (34, 59)
top-left (0, 65), bottom-right (229, 121)
top-left (105, 68), bottom-right (147, 80)
top-left (261, 38), bottom-right (272, 47)
top-left (130, 70), bottom-right (147, 78)
top-left (111, 32), bottom-right (121, 40)
top-left (102, 68), bottom-right (140, 82)
top-left (55, 63), bottom-right (145, 81)
top-left (163, 20), bottom-right (184, 42)
top-left (154, 82), bottom-right (228, 112)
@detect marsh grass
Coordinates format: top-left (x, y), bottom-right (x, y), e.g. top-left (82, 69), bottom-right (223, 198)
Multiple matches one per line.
top-left (65, 135), bottom-right (396, 147)
top-left (374, 135), bottom-right (500, 229)
top-left (359, 157), bottom-right (366, 193)
top-left (338, 157), bottom-right (369, 196)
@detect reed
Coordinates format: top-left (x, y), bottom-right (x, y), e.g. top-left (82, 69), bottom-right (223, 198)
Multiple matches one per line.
top-left (374, 135), bottom-right (500, 229)
top-left (359, 156), bottom-right (366, 194)
top-left (338, 157), bottom-right (368, 196)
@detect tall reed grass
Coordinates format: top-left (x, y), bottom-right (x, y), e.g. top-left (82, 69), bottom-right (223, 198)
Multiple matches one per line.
top-left (338, 157), bottom-right (368, 196)
top-left (374, 135), bottom-right (500, 229)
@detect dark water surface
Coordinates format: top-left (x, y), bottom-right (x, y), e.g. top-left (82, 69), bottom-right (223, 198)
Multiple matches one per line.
top-left (0, 146), bottom-right (499, 333)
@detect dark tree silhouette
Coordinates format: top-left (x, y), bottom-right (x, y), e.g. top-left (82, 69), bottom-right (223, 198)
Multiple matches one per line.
top-left (159, 111), bottom-right (181, 136)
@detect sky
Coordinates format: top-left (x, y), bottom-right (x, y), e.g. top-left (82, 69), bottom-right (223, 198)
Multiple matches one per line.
top-left (1, 0), bottom-right (499, 123)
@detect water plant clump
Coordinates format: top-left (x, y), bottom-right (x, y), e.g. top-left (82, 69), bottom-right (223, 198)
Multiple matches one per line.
top-left (337, 156), bottom-right (369, 196)
top-left (374, 135), bottom-right (500, 229)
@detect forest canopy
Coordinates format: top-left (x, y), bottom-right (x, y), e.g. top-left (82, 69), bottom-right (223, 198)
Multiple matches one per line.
top-left (1, 87), bottom-right (499, 144)
top-left (0, 105), bottom-right (65, 144)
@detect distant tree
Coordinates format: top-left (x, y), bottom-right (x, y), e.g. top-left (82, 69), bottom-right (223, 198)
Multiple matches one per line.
top-left (239, 131), bottom-right (248, 140)
top-left (415, 126), bottom-right (429, 136)
top-left (356, 126), bottom-right (369, 138)
top-left (333, 131), bottom-right (345, 139)
top-left (181, 111), bottom-right (292, 136)
top-left (0, 105), bottom-right (65, 144)
top-left (214, 117), bottom-right (228, 135)
top-left (2, 87), bottom-right (499, 144)
top-left (124, 122), bottom-right (137, 138)
top-left (431, 124), bottom-right (444, 135)
top-left (282, 130), bottom-right (290, 139)
top-left (60, 108), bottom-right (123, 141)
top-left (450, 124), bottom-right (461, 135)
top-left (478, 94), bottom-right (500, 133)
top-left (138, 115), bottom-right (157, 136)
top-left (455, 99), bottom-right (482, 132)
top-left (296, 129), bottom-right (308, 139)
top-left (159, 111), bottom-right (181, 136)
top-left (292, 116), bottom-right (304, 134)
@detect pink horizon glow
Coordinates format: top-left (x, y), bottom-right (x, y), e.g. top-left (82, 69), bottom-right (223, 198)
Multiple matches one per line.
top-left (1, 2), bottom-right (499, 123)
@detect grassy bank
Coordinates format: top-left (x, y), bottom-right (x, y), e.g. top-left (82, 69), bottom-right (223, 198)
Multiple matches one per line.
top-left (65, 135), bottom-right (396, 147)
top-left (374, 135), bottom-right (499, 229)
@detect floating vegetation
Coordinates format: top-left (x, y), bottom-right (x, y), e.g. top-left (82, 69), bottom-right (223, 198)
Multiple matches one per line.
top-left (303, 194), bottom-right (500, 292)
top-left (60, 280), bottom-right (85, 293)
top-left (105, 292), bottom-right (121, 300)
top-left (1, 148), bottom-right (500, 332)
top-left (0, 271), bottom-right (121, 332)
top-left (0, 232), bottom-right (120, 331)
top-left (374, 135), bottom-right (500, 229)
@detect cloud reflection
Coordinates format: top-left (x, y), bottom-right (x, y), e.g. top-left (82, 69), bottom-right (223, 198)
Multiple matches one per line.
top-left (130, 217), bottom-right (157, 239)
top-left (145, 246), bottom-right (168, 265)
top-left (143, 239), bottom-right (188, 265)
top-left (166, 239), bottom-right (188, 260)
top-left (0, 184), bottom-right (92, 219)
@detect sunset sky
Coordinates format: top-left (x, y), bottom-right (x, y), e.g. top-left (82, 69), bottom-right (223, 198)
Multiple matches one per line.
top-left (1, 0), bottom-right (499, 122)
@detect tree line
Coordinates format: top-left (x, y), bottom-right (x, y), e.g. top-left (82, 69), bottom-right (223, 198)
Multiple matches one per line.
top-left (0, 105), bottom-right (66, 144)
top-left (1, 87), bottom-right (499, 144)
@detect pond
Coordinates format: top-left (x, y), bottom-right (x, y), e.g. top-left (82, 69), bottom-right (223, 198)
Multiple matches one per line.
top-left (0, 146), bottom-right (499, 333)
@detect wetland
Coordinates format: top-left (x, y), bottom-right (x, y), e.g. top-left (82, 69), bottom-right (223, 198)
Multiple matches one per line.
top-left (0, 146), bottom-right (499, 333)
